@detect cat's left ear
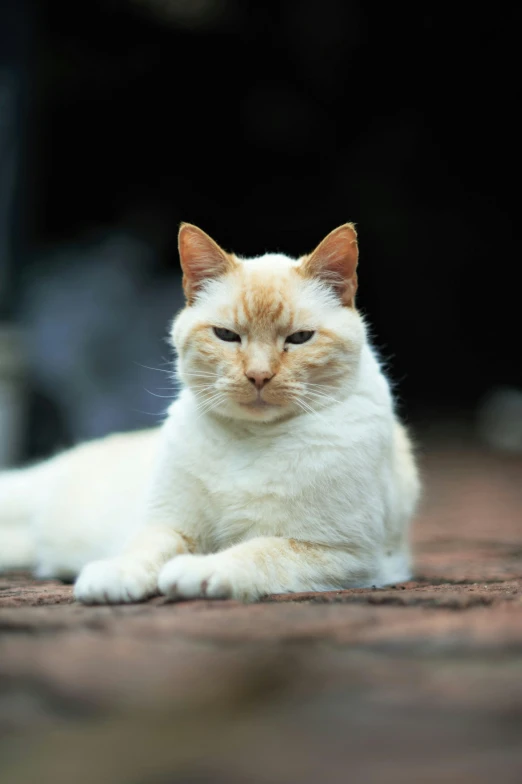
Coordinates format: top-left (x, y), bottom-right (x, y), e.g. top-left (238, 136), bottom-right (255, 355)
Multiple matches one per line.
top-left (301, 223), bottom-right (358, 306)
top-left (178, 223), bottom-right (235, 304)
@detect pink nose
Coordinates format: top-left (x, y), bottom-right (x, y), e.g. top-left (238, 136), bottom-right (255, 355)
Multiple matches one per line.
top-left (246, 371), bottom-right (275, 390)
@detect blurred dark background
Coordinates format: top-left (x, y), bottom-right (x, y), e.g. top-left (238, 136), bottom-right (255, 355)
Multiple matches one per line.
top-left (0, 0), bottom-right (519, 465)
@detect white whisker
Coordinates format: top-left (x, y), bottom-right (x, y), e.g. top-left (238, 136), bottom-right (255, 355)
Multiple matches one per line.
top-left (305, 389), bottom-right (342, 406)
top-left (134, 362), bottom-right (174, 375)
top-left (192, 389), bottom-right (226, 408)
top-left (304, 381), bottom-right (338, 387)
top-left (305, 382), bottom-right (344, 393)
top-left (192, 384), bottom-right (219, 396)
top-left (294, 399), bottom-right (339, 449)
top-left (144, 389), bottom-right (176, 400)
top-left (182, 371), bottom-right (221, 378)
top-left (194, 394), bottom-right (227, 421)
top-left (129, 408), bottom-right (167, 417)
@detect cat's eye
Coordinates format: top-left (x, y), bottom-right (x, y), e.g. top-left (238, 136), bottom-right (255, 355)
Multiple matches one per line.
top-left (213, 327), bottom-right (241, 342)
top-left (285, 330), bottom-right (315, 345)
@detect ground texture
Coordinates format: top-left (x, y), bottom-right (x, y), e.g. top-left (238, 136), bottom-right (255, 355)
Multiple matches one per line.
top-left (1, 441), bottom-right (521, 783)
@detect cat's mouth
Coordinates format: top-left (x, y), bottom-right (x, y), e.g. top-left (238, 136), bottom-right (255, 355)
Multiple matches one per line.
top-left (239, 398), bottom-right (279, 409)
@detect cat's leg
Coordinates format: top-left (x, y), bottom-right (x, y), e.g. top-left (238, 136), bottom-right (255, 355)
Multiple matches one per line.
top-left (74, 525), bottom-right (192, 604)
top-left (74, 433), bottom-right (205, 605)
top-left (158, 536), bottom-right (375, 601)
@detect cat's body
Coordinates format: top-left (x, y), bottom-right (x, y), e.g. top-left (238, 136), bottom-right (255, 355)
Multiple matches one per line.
top-left (0, 223), bottom-right (420, 603)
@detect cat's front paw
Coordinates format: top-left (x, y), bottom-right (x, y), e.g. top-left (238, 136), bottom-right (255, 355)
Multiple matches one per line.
top-left (74, 557), bottom-right (158, 604)
top-left (158, 554), bottom-right (238, 601)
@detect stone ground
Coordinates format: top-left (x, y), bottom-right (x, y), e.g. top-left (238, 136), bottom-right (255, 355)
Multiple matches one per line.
top-left (1, 438), bottom-right (522, 783)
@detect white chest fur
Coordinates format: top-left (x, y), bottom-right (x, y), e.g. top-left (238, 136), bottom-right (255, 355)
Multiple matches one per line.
top-left (163, 352), bottom-right (396, 553)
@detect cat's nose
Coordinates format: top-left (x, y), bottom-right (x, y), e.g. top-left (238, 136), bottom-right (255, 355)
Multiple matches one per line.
top-left (246, 370), bottom-right (275, 390)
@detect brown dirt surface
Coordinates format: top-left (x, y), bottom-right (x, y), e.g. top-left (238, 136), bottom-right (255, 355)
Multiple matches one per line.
top-left (1, 442), bottom-right (521, 783)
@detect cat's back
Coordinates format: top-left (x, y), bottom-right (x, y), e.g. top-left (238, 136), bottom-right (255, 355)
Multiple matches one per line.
top-left (33, 427), bottom-right (162, 576)
top-left (47, 427), bottom-right (160, 482)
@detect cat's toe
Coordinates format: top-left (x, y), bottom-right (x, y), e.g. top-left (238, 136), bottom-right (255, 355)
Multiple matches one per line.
top-left (74, 558), bottom-right (157, 604)
top-left (158, 555), bottom-right (231, 600)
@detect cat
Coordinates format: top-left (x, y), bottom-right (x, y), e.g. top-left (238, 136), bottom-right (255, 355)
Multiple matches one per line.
top-left (0, 222), bottom-right (420, 603)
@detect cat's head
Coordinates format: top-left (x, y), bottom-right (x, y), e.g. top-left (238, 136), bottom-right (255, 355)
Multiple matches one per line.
top-left (171, 223), bottom-right (366, 423)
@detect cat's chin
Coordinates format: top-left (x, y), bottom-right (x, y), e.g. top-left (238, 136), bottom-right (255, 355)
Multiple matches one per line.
top-left (216, 399), bottom-right (294, 424)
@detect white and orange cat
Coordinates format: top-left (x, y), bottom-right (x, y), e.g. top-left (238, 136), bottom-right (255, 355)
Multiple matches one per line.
top-left (0, 223), bottom-right (420, 603)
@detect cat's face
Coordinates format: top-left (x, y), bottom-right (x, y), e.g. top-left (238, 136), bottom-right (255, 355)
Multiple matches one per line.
top-left (172, 224), bottom-right (365, 423)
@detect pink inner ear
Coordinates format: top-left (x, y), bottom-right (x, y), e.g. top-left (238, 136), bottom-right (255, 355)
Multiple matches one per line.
top-left (178, 224), bottom-right (234, 303)
top-left (302, 224), bottom-right (359, 306)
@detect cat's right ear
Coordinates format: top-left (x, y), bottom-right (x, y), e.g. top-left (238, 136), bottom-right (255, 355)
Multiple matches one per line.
top-left (301, 223), bottom-right (359, 307)
top-left (178, 223), bottom-right (235, 304)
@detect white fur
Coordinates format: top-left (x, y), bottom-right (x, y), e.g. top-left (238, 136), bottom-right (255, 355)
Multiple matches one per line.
top-left (0, 250), bottom-right (420, 604)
